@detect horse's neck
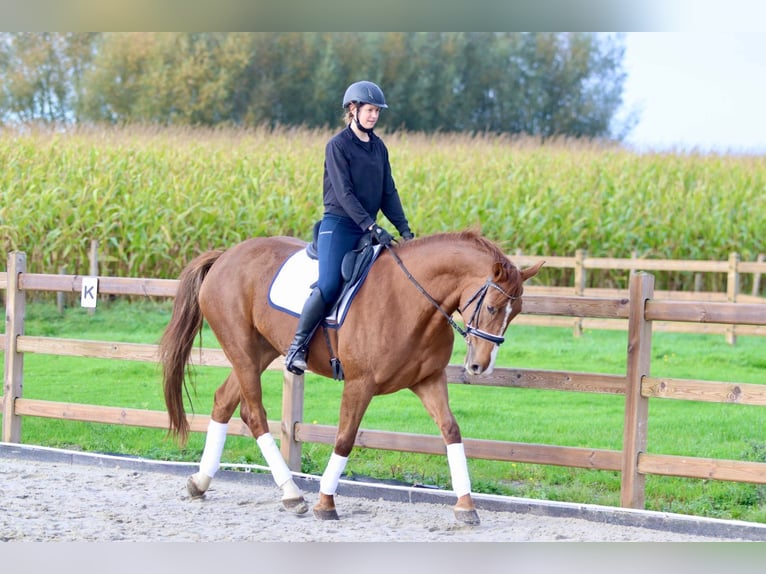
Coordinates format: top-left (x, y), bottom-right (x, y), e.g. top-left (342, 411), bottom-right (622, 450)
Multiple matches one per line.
top-left (399, 242), bottom-right (488, 312)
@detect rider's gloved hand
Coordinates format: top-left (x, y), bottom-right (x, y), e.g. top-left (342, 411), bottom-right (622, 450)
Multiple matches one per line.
top-left (369, 224), bottom-right (394, 246)
top-left (401, 230), bottom-right (415, 241)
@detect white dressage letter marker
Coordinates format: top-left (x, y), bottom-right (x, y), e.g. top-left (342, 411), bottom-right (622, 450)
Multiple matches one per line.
top-left (81, 276), bottom-right (99, 308)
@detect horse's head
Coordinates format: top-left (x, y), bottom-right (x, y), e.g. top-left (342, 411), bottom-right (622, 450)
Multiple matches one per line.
top-left (462, 258), bottom-right (544, 376)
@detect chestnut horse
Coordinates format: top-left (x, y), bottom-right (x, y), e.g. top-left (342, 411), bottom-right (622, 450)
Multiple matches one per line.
top-left (160, 230), bottom-right (542, 525)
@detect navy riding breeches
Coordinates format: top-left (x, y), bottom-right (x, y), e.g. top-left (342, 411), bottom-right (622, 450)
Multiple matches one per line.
top-left (316, 214), bottom-right (366, 304)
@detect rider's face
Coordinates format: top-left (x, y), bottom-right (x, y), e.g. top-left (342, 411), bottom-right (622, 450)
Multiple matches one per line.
top-left (354, 103), bottom-right (380, 130)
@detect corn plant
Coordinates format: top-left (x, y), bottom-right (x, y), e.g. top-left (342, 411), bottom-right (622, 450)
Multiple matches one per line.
top-left (2, 125), bottom-right (764, 293)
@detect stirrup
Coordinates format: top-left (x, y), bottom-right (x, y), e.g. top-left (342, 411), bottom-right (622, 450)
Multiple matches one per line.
top-left (285, 345), bottom-right (307, 375)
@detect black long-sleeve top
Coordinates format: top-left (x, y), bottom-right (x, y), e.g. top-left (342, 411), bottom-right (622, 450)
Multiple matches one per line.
top-left (322, 125), bottom-right (411, 235)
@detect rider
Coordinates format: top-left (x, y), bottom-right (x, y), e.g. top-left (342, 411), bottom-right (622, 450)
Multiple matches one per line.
top-left (285, 80), bottom-right (415, 375)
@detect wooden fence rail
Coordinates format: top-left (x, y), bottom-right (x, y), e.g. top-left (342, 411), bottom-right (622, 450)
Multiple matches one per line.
top-left (512, 250), bottom-right (766, 343)
top-left (3, 250), bottom-right (766, 513)
top-left (5, 246), bottom-right (764, 340)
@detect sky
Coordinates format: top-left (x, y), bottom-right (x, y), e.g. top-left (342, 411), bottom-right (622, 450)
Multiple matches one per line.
top-left (620, 32), bottom-right (766, 155)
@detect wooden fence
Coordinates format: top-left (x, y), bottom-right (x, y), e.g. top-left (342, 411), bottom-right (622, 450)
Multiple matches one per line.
top-left (512, 250), bottom-right (766, 343)
top-left (2, 250), bottom-right (766, 511)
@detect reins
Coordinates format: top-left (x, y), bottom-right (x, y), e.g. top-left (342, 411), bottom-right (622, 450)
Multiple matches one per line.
top-left (385, 243), bottom-right (517, 345)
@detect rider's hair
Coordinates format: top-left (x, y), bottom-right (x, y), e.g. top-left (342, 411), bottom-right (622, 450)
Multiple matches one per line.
top-left (343, 102), bottom-right (358, 126)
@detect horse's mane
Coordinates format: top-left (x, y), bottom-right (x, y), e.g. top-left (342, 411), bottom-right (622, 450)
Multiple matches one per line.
top-left (399, 229), bottom-right (510, 265)
top-left (398, 229), bottom-right (520, 285)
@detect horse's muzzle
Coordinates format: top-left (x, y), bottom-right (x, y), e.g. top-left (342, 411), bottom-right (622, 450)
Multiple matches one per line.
top-left (463, 341), bottom-right (498, 376)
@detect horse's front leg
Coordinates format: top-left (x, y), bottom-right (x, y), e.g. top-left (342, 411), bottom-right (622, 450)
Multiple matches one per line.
top-left (411, 373), bottom-right (481, 526)
top-left (313, 381), bottom-right (374, 520)
top-left (187, 373), bottom-right (241, 498)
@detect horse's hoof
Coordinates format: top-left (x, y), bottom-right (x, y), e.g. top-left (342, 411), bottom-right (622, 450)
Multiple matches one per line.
top-left (454, 508), bottom-right (481, 525)
top-left (283, 497), bottom-right (309, 515)
top-left (313, 506), bottom-right (340, 520)
top-left (187, 476), bottom-right (207, 499)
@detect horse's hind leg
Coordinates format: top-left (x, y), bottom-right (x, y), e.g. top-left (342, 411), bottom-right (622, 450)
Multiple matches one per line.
top-left (187, 373), bottom-right (241, 498)
top-left (255, 427), bottom-right (307, 514)
top-left (411, 373), bottom-right (480, 526)
top-left (228, 342), bottom-right (308, 514)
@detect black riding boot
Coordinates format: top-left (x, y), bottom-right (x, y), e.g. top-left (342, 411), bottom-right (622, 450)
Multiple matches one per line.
top-left (285, 287), bottom-right (327, 375)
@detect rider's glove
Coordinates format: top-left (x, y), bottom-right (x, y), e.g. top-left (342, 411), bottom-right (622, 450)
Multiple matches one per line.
top-left (369, 224), bottom-right (394, 247)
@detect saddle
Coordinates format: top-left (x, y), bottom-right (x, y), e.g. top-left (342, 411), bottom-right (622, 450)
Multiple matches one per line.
top-left (306, 220), bottom-right (377, 314)
top-left (302, 220), bottom-right (379, 381)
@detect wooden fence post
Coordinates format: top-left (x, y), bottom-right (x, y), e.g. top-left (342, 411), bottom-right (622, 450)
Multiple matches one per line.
top-left (3, 251), bottom-right (26, 443)
top-left (630, 250), bottom-right (637, 279)
top-left (88, 240), bottom-right (99, 314)
top-left (620, 271), bottom-right (654, 509)
top-left (573, 249), bottom-right (586, 337)
top-left (280, 368), bottom-right (305, 471)
top-left (753, 254), bottom-right (764, 297)
top-left (89, 239), bottom-right (99, 276)
top-left (727, 252), bottom-right (740, 345)
top-left (57, 265), bottom-right (67, 313)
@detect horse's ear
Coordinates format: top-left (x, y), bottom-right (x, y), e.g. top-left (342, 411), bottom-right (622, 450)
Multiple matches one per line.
top-left (492, 261), bottom-right (505, 282)
top-left (521, 260), bottom-right (545, 282)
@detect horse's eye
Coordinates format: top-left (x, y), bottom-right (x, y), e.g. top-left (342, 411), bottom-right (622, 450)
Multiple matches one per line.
top-left (487, 305), bottom-right (496, 315)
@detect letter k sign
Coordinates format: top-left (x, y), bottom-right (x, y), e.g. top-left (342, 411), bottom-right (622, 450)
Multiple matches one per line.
top-left (81, 276), bottom-right (99, 308)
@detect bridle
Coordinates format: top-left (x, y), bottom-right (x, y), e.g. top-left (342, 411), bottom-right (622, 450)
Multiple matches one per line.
top-left (459, 278), bottom-right (518, 345)
top-left (386, 245), bottom-right (518, 345)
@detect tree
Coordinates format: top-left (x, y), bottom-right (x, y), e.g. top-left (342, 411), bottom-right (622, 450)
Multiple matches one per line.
top-left (513, 33), bottom-right (626, 139)
top-left (0, 32), bottom-right (97, 124)
top-left (424, 32), bottom-right (628, 139)
top-left (0, 32), bottom-right (631, 141)
top-left (78, 33), bottom-right (257, 126)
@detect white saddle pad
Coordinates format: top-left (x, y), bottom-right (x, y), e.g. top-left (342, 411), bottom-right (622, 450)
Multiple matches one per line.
top-left (267, 246), bottom-right (380, 328)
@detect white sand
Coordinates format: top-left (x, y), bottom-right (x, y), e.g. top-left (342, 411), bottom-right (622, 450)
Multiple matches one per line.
top-left (2, 450), bottom-right (762, 542)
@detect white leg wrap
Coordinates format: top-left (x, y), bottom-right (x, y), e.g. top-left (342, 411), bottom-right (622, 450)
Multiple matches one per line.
top-left (198, 420), bottom-right (228, 478)
top-left (190, 472), bottom-right (212, 492)
top-left (281, 478), bottom-right (303, 500)
top-left (447, 442), bottom-right (472, 497)
top-left (256, 433), bottom-right (294, 488)
top-left (319, 452), bottom-right (348, 496)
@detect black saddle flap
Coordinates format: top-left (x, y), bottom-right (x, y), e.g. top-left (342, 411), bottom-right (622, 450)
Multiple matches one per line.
top-left (305, 221), bottom-right (376, 309)
top-left (306, 220), bottom-right (321, 260)
top-left (341, 234), bottom-right (374, 283)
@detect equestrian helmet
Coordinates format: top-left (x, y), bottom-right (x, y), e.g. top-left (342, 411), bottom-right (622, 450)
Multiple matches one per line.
top-left (342, 81), bottom-right (388, 109)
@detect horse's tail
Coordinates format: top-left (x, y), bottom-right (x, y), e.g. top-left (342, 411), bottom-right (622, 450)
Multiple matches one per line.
top-left (159, 249), bottom-right (224, 445)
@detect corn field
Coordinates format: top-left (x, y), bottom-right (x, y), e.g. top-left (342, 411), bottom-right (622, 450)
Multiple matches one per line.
top-left (1, 125), bottom-right (764, 292)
